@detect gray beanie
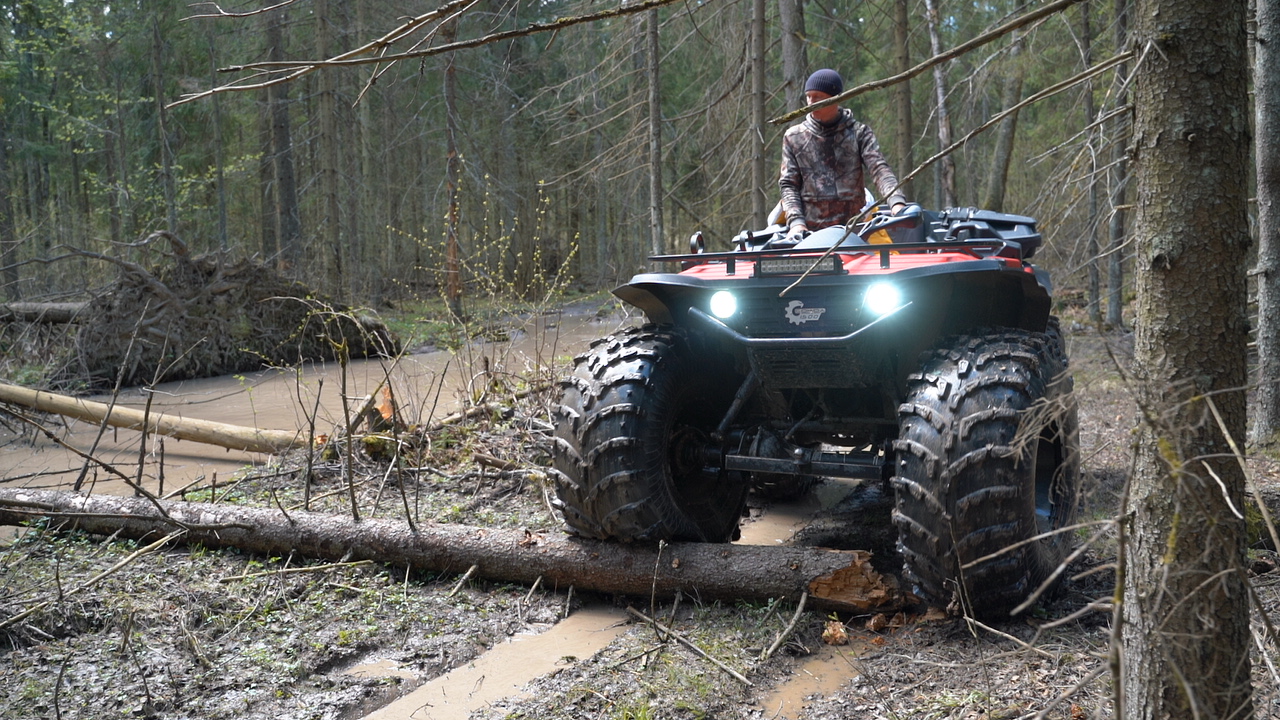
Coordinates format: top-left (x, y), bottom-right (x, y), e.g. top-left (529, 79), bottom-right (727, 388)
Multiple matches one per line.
top-left (804, 69), bottom-right (844, 97)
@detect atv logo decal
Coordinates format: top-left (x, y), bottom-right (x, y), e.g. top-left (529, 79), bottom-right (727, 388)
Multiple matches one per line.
top-left (785, 300), bottom-right (826, 325)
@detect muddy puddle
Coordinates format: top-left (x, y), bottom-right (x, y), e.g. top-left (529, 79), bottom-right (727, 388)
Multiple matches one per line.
top-left (1, 309), bottom-right (630, 495)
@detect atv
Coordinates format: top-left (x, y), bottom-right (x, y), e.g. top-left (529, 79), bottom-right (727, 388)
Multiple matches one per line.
top-left (550, 203), bottom-right (1079, 615)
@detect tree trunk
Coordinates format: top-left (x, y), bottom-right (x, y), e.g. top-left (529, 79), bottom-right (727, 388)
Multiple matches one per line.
top-left (892, 0), bottom-right (914, 200)
top-left (258, 91), bottom-right (277, 261)
top-left (779, 0), bottom-right (808, 112)
top-left (750, 0), bottom-right (767, 228)
top-left (1083, 1), bottom-right (1102, 325)
top-left (1106, 0), bottom-right (1130, 329)
top-left (266, 6), bottom-right (302, 275)
top-left (979, 29), bottom-right (1025, 212)
top-left (1122, 0), bottom-right (1253, 712)
top-left (648, 9), bottom-right (666, 261)
top-left (442, 19), bottom-right (465, 321)
top-left (923, 0), bottom-right (957, 208)
top-left (0, 112), bottom-right (19, 302)
top-left (316, 0), bottom-right (344, 299)
top-left (0, 489), bottom-right (902, 614)
top-left (152, 15), bottom-right (178, 235)
top-left (0, 383), bottom-right (304, 454)
top-left (1252, 0), bottom-right (1280, 444)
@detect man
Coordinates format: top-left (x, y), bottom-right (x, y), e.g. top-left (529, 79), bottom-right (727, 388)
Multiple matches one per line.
top-left (779, 68), bottom-right (907, 243)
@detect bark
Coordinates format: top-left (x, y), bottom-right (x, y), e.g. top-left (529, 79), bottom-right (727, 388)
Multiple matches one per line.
top-left (0, 112), bottom-right (19, 302)
top-left (923, 0), bottom-right (957, 208)
top-left (316, 0), bottom-right (344, 298)
top-left (1106, 0), bottom-right (1130, 329)
top-left (893, 0), bottom-right (914, 200)
top-left (1122, 0), bottom-right (1253, 712)
top-left (1252, 0), bottom-right (1280, 444)
top-left (648, 9), bottom-right (666, 259)
top-left (152, 15), bottom-right (178, 235)
top-left (0, 489), bottom-right (902, 614)
top-left (778, 0), bottom-right (808, 112)
top-left (1083, 1), bottom-right (1102, 325)
top-left (266, 6), bottom-right (302, 274)
top-left (750, 0), bottom-right (767, 228)
top-left (0, 383), bottom-right (304, 454)
top-left (979, 29), bottom-right (1026, 212)
top-left (442, 19), bottom-right (465, 321)
top-left (0, 302), bottom-right (88, 324)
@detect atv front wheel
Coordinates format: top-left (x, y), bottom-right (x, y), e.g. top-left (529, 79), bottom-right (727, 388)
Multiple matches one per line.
top-left (893, 327), bottom-right (1079, 615)
top-left (551, 326), bottom-right (747, 542)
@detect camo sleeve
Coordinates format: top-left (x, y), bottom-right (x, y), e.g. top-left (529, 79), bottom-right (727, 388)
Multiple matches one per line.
top-left (779, 132), bottom-right (808, 231)
top-left (857, 123), bottom-right (907, 210)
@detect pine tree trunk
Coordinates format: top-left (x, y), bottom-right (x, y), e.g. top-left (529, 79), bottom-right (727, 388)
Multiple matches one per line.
top-left (442, 19), bottom-right (465, 321)
top-left (648, 9), bottom-right (666, 261)
top-left (316, 0), bottom-right (344, 298)
top-left (1252, 0), bottom-right (1280, 444)
top-left (266, 6), bottom-right (302, 275)
top-left (1121, 0), bottom-right (1253, 711)
top-left (1106, 0), bottom-right (1130, 329)
top-left (923, 0), bottom-right (956, 208)
top-left (979, 29), bottom-right (1025, 212)
top-left (0, 112), bottom-right (19, 302)
top-left (779, 0), bottom-right (808, 112)
top-left (0, 489), bottom-right (902, 614)
top-left (1083, 1), bottom-right (1102, 325)
top-left (893, 0), bottom-right (914, 200)
top-left (750, 0), bottom-right (767, 228)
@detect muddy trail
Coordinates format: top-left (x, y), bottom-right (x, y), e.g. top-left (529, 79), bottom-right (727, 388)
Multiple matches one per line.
top-left (3, 313), bottom-right (1280, 719)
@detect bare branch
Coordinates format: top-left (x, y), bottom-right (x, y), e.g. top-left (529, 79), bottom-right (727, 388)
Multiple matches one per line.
top-left (770, 0), bottom-right (1088, 125)
top-left (169, 0), bottom-right (691, 108)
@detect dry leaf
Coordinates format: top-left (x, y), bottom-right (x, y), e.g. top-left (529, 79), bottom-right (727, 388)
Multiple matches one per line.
top-left (865, 613), bottom-right (888, 632)
top-left (822, 620), bottom-right (849, 645)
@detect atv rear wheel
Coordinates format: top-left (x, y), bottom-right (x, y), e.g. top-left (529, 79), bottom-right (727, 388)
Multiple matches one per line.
top-left (551, 325), bottom-right (748, 542)
top-left (893, 326), bottom-right (1079, 615)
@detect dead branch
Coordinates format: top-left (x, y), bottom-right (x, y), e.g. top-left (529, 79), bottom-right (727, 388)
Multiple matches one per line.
top-left (770, 0), bottom-right (1087, 125)
top-left (169, 0), bottom-right (689, 108)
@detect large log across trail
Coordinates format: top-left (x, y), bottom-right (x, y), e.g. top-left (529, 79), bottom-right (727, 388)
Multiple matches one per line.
top-left (0, 489), bottom-right (903, 613)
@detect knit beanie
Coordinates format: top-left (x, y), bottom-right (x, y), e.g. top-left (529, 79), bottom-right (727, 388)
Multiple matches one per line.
top-left (804, 69), bottom-right (844, 97)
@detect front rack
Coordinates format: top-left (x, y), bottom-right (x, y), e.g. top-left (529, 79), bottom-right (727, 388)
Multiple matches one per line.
top-left (650, 239), bottom-right (1025, 272)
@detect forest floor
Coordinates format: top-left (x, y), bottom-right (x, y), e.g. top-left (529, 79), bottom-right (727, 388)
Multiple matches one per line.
top-left (2, 299), bottom-right (1280, 720)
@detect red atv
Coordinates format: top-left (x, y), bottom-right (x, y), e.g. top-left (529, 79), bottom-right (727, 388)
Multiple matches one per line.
top-left (551, 204), bottom-right (1079, 614)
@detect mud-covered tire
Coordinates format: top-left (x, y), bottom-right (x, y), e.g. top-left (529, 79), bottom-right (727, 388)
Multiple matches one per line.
top-left (893, 325), bottom-right (1079, 615)
top-left (550, 325), bottom-right (748, 542)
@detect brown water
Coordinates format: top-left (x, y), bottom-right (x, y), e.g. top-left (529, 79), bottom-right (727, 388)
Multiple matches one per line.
top-left (0, 309), bottom-right (631, 494)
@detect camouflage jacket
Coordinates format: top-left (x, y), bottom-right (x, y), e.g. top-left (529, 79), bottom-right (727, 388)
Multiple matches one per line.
top-left (778, 108), bottom-right (906, 231)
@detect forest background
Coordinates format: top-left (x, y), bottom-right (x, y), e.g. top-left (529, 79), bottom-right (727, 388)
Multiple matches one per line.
top-left (0, 0), bottom-right (1129, 320)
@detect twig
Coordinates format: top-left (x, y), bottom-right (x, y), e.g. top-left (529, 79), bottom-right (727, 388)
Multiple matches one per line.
top-left (219, 559), bottom-right (373, 583)
top-left (448, 564), bottom-right (479, 597)
top-left (563, 585), bottom-right (574, 619)
top-left (626, 606), bottom-right (753, 686)
top-left (963, 617), bottom-right (1056, 659)
top-left (522, 575), bottom-right (543, 605)
top-left (761, 592), bottom-right (807, 661)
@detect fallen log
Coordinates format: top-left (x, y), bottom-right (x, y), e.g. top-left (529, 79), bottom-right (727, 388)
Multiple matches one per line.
top-left (0, 383), bottom-right (305, 454)
top-left (0, 488), bottom-right (904, 613)
top-left (0, 302), bottom-right (88, 324)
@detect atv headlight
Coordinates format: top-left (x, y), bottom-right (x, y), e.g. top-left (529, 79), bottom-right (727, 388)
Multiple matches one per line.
top-left (709, 290), bottom-right (738, 319)
top-left (863, 282), bottom-right (904, 317)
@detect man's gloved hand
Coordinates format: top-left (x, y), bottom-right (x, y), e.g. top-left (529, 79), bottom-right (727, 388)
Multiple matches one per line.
top-left (772, 224), bottom-right (807, 248)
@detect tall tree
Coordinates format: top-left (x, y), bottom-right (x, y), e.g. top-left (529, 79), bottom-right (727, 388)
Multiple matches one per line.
top-left (648, 9), bottom-right (666, 259)
top-left (892, 0), bottom-right (913, 200)
top-left (1121, 0), bottom-right (1253, 715)
top-left (1082, 1), bottom-right (1102, 324)
top-left (979, 27), bottom-right (1026, 212)
top-left (779, 0), bottom-right (808, 112)
top-left (315, 0), bottom-right (344, 297)
top-left (1107, 0), bottom-right (1131, 329)
top-left (1252, 0), bottom-right (1280, 444)
top-left (0, 112), bottom-right (18, 301)
top-left (442, 17), bottom-right (464, 321)
top-left (924, 0), bottom-right (957, 207)
top-left (265, 6), bottom-right (302, 273)
top-left (751, 0), bottom-right (767, 227)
